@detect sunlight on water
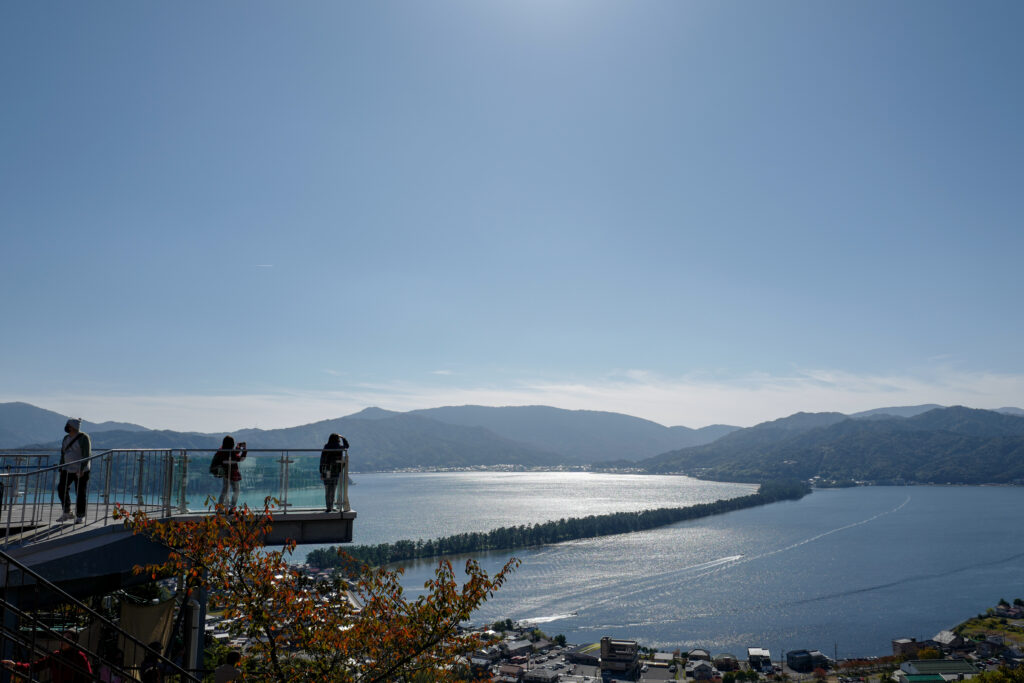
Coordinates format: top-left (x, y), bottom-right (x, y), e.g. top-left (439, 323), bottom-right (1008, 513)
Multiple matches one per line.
top-left (297, 471), bottom-right (754, 547)
top-left (322, 479), bottom-right (1024, 658)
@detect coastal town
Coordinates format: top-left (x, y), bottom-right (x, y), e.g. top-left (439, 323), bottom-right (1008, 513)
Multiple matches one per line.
top-left (201, 597), bottom-right (1024, 683)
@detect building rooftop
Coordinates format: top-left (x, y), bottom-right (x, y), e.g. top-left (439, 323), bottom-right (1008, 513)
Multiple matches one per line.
top-left (904, 660), bottom-right (979, 675)
top-left (570, 643), bottom-right (601, 655)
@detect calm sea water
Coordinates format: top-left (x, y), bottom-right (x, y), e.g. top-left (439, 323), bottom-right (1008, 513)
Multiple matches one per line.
top-left (289, 473), bottom-right (1024, 658)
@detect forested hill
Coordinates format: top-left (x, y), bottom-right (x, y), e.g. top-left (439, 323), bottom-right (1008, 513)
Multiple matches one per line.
top-left (409, 405), bottom-right (738, 462)
top-left (638, 406), bottom-right (1024, 484)
top-left (0, 402), bottom-right (147, 449)
top-left (8, 401), bottom-right (1024, 477)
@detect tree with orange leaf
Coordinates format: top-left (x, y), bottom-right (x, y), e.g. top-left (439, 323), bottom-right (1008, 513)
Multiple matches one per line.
top-left (115, 500), bottom-right (518, 683)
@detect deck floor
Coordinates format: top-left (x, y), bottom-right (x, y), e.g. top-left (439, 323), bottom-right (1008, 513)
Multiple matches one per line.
top-left (2, 500), bottom-right (352, 550)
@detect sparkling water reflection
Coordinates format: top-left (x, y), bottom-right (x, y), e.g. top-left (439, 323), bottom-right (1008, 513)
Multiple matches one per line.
top-left (293, 471), bottom-right (754, 546)
top-left (292, 474), bottom-right (1024, 658)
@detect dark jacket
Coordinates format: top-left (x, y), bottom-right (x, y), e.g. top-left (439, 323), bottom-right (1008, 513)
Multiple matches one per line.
top-left (320, 437), bottom-right (348, 481)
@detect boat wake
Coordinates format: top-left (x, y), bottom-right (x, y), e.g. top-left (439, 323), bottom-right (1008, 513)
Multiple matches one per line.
top-left (519, 611), bottom-right (579, 625)
top-left (741, 495), bottom-right (911, 566)
top-left (679, 554), bottom-right (745, 574)
top-left (577, 498), bottom-right (913, 613)
top-left (783, 547), bottom-right (1024, 608)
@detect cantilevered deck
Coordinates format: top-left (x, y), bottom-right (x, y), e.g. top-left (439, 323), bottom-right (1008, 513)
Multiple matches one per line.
top-left (0, 449), bottom-right (356, 596)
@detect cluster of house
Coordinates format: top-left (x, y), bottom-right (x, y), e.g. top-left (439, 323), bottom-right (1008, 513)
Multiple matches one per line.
top-left (892, 629), bottom-right (1024, 680)
top-left (206, 614), bottom-right (249, 652)
top-left (472, 616), bottom-right (1024, 683)
top-left (469, 630), bottom-right (838, 683)
top-left (204, 576), bottom-right (1022, 683)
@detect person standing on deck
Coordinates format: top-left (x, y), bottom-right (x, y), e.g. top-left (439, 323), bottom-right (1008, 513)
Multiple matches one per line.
top-left (213, 436), bottom-right (247, 509)
top-left (57, 418), bottom-right (91, 523)
top-left (319, 433), bottom-right (348, 513)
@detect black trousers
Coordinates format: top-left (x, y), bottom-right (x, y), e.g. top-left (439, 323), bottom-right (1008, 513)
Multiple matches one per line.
top-left (58, 470), bottom-right (90, 517)
top-left (323, 478), bottom-right (338, 510)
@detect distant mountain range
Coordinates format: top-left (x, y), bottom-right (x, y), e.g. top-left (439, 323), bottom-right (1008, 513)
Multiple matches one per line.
top-left (0, 402), bottom-right (148, 448)
top-left (848, 404), bottom-right (944, 419)
top-left (0, 402), bottom-right (739, 470)
top-left (4, 401), bottom-right (1024, 482)
top-left (409, 405), bottom-right (737, 462)
top-left (637, 406), bottom-right (1024, 484)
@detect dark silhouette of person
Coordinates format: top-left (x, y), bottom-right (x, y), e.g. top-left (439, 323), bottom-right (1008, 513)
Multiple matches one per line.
top-left (319, 433), bottom-right (349, 512)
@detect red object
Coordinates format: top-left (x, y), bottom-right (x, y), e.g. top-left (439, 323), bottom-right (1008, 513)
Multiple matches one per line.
top-left (9, 647), bottom-right (93, 683)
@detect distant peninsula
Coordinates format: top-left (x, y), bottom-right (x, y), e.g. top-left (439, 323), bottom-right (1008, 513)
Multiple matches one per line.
top-left (306, 480), bottom-right (809, 569)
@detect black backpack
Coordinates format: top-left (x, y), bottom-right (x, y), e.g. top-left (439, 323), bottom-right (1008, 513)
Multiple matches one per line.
top-left (209, 451), bottom-right (226, 477)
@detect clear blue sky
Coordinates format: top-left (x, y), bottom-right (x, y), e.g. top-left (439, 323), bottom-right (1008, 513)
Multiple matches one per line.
top-left (2, 1), bottom-right (1022, 431)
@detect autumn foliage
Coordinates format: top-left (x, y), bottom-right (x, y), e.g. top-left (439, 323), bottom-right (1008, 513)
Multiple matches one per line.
top-left (115, 500), bottom-right (518, 683)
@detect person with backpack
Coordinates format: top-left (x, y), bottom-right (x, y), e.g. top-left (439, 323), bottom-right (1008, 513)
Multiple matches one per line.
top-left (319, 433), bottom-right (349, 513)
top-left (210, 436), bottom-right (247, 510)
top-left (57, 418), bottom-right (91, 523)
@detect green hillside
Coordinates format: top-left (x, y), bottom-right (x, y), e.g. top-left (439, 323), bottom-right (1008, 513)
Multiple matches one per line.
top-left (639, 407), bottom-right (1024, 484)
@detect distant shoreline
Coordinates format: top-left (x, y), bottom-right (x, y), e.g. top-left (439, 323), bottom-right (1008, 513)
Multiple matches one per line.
top-left (349, 467), bottom-right (1023, 488)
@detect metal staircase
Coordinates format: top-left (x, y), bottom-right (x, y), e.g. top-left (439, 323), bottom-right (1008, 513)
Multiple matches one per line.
top-left (0, 549), bottom-right (201, 682)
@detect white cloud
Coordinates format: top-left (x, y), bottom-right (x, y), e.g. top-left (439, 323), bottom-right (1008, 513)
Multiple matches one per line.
top-left (9, 367), bottom-right (1024, 432)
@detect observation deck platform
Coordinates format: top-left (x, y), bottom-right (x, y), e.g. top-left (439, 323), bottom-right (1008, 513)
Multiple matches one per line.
top-left (0, 449), bottom-right (356, 598)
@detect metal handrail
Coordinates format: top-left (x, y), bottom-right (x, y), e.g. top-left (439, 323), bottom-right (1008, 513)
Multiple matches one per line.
top-left (0, 548), bottom-right (201, 682)
top-left (0, 448), bottom-right (350, 550)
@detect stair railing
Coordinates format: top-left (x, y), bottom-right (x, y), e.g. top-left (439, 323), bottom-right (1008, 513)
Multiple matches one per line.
top-left (0, 548), bottom-right (200, 682)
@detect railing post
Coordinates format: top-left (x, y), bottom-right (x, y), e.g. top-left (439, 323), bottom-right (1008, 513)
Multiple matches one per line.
top-left (136, 452), bottom-right (146, 507)
top-left (340, 449), bottom-right (350, 512)
top-left (2, 473), bottom-right (10, 550)
top-left (103, 453), bottom-right (112, 505)
top-left (103, 452), bottom-right (113, 520)
top-left (177, 450), bottom-right (189, 513)
top-left (277, 451), bottom-right (293, 511)
top-left (162, 451), bottom-right (173, 517)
